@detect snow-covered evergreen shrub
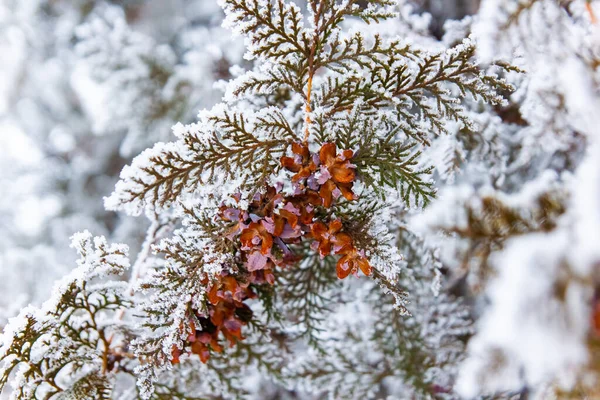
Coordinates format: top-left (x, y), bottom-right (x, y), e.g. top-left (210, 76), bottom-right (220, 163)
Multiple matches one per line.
top-left (2, 0), bottom-right (600, 399)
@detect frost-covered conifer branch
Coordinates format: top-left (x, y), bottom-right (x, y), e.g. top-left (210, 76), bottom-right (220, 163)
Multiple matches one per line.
top-left (221, 0), bottom-right (309, 62)
top-left (0, 232), bottom-right (131, 399)
top-left (106, 113), bottom-right (291, 214)
top-left (0, 230), bottom-right (214, 400)
top-left (311, 40), bottom-right (513, 153)
top-left (100, 1), bottom-right (515, 397)
top-left (1, 1), bottom-right (522, 399)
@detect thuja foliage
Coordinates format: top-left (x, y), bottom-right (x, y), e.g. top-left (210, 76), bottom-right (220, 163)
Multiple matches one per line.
top-left (0, 232), bottom-right (130, 400)
top-left (1, 0), bottom-right (513, 398)
top-left (0, 232), bottom-right (207, 400)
